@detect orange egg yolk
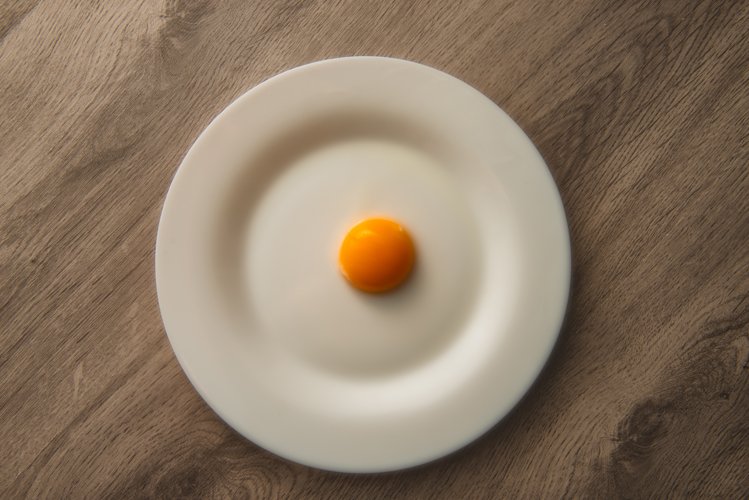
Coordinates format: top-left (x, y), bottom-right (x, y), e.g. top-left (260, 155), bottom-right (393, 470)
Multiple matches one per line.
top-left (339, 218), bottom-right (416, 293)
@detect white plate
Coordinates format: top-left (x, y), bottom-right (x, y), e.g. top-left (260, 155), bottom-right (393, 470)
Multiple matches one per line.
top-left (156, 57), bottom-right (570, 472)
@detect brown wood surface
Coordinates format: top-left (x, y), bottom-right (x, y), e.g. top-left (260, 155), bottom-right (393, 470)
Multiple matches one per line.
top-left (2, 1), bottom-right (748, 498)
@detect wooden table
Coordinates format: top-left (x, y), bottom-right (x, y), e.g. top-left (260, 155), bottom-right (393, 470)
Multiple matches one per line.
top-left (2, 1), bottom-right (748, 497)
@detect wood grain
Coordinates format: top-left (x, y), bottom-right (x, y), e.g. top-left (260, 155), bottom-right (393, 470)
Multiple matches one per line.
top-left (1, 0), bottom-right (748, 497)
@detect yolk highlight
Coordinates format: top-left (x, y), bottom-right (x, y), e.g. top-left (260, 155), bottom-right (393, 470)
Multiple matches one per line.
top-left (339, 218), bottom-right (415, 293)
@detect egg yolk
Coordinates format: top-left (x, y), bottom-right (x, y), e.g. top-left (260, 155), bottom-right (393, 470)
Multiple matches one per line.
top-left (339, 218), bottom-right (415, 293)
